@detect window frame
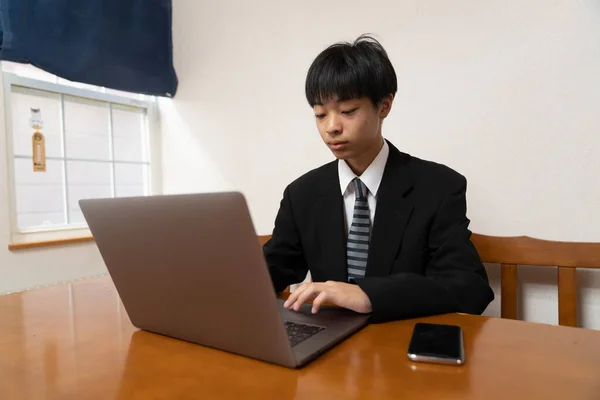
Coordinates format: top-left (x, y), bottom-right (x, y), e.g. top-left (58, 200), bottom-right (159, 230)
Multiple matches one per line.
top-left (3, 72), bottom-right (162, 244)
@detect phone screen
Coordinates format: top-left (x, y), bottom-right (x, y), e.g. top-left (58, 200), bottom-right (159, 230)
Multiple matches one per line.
top-left (407, 322), bottom-right (463, 360)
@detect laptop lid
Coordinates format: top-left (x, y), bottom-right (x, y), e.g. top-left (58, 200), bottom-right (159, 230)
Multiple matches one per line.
top-left (80, 192), bottom-right (297, 367)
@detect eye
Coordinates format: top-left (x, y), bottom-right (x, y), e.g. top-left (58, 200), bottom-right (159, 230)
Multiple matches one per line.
top-left (342, 108), bottom-right (358, 115)
top-left (315, 113), bottom-right (326, 119)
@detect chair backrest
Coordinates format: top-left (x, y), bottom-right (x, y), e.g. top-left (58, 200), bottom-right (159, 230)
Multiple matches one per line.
top-left (471, 234), bottom-right (600, 327)
top-left (258, 234), bottom-right (600, 327)
top-left (258, 235), bottom-right (271, 247)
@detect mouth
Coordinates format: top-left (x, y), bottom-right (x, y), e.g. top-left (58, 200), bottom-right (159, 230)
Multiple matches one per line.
top-left (327, 141), bottom-right (348, 151)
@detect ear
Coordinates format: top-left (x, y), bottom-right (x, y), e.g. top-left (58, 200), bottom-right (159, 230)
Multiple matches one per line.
top-left (379, 94), bottom-right (394, 119)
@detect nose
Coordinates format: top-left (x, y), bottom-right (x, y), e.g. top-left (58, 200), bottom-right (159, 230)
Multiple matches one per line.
top-left (325, 114), bottom-right (342, 136)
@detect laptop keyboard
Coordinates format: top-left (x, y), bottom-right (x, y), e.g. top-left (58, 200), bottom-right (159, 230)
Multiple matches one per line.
top-left (285, 321), bottom-right (325, 347)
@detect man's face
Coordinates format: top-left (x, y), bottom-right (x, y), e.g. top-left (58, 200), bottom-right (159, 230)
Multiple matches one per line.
top-left (313, 96), bottom-right (392, 161)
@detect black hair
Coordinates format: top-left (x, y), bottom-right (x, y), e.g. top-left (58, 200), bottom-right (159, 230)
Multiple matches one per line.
top-left (305, 34), bottom-right (397, 107)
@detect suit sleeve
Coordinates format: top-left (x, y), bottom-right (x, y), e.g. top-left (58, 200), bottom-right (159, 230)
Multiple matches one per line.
top-left (355, 176), bottom-right (494, 323)
top-left (263, 186), bottom-right (309, 293)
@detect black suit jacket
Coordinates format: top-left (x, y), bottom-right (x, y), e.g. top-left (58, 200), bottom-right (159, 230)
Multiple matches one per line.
top-left (263, 140), bottom-right (494, 323)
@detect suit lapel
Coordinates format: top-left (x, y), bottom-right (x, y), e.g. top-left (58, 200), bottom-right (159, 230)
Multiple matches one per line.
top-left (314, 163), bottom-right (348, 282)
top-left (366, 142), bottom-right (415, 277)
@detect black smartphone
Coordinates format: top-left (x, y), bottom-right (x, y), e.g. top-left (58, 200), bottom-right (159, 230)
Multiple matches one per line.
top-left (407, 322), bottom-right (465, 365)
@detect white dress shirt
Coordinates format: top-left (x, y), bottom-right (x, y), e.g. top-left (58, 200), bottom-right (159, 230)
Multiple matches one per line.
top-left (338, 140), bottom-right (390, 235)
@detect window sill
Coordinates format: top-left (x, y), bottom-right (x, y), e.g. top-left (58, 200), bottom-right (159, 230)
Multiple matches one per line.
top-left (9, 229), bottom-right (95, 251)
top-left (9, 233), bottom-right (268, 251)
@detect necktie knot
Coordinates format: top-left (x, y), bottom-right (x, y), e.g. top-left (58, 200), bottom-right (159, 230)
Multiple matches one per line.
top-left (354, 178), bottom-right (368, 200)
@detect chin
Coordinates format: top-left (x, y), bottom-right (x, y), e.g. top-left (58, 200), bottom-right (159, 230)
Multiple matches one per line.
top-left (330, 149), bottom-right (352, 159)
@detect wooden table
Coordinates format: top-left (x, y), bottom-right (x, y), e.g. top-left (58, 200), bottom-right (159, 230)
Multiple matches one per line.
top-left (2, 277), bottom-right (600, 400)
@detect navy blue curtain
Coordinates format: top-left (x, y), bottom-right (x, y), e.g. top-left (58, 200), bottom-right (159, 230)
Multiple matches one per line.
top-left (0, 0), bottom-right (178, 97)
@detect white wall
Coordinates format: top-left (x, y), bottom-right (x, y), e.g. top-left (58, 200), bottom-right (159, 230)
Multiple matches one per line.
top-left (161, 0), bottom-right (600, 328)
top-left (0, 74), bottom-right (107, 294)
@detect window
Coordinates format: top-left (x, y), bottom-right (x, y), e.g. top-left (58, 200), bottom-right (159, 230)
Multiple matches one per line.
top-left (3, 64), bottom-right (159, 239)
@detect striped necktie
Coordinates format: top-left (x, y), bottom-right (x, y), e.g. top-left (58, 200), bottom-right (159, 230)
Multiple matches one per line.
top-left (347, 178), bottom-right (370, 280)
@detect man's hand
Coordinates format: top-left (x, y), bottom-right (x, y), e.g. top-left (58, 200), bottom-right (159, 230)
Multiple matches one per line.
top-left (283, 281), bottom-right (372, 314)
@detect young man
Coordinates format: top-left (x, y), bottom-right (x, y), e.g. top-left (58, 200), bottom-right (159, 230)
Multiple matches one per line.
top-left (263, 35), bottom-right (494, 323)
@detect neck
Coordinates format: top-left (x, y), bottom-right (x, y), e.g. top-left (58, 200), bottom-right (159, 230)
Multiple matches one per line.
top-left (346, 137), bottom-right (384, 176)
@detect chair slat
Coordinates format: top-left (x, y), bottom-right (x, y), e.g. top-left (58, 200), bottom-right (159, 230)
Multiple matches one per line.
top-left (501, 264), bottom-right (518, 319)
top-left (558, 267), bottom-right (578, 327)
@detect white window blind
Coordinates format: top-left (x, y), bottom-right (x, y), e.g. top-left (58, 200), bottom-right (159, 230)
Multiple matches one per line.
top-left (4, 68), bottom-right (154, 233)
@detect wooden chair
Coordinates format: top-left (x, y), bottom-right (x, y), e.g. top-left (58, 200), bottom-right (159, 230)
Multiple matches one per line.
top-left (258, 235), bottom-right (271, 247)
top-left (471, 234), bottom-right (600, 327)
top-left (258, 234), bottom-right (600, 327)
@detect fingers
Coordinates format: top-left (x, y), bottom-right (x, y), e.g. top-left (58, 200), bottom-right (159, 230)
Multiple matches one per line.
top-left (311, 291), bottom-right (328, 314)
top-left (291, 284), bottom-right (320, 311)
top-left (283, 283), bottom-right (308, 308)
top-left (283, 281), bottom-right (370, 315)
top-left (283, 282), bottom-right (338, 313)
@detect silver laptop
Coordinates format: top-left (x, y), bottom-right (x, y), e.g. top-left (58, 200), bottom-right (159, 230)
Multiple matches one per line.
top-left (79, 192), bottom-right (369, 368)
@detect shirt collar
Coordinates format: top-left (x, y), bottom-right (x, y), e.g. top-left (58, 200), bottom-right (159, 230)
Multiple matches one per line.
top-left (338, 140), bottom-right (390, 197)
